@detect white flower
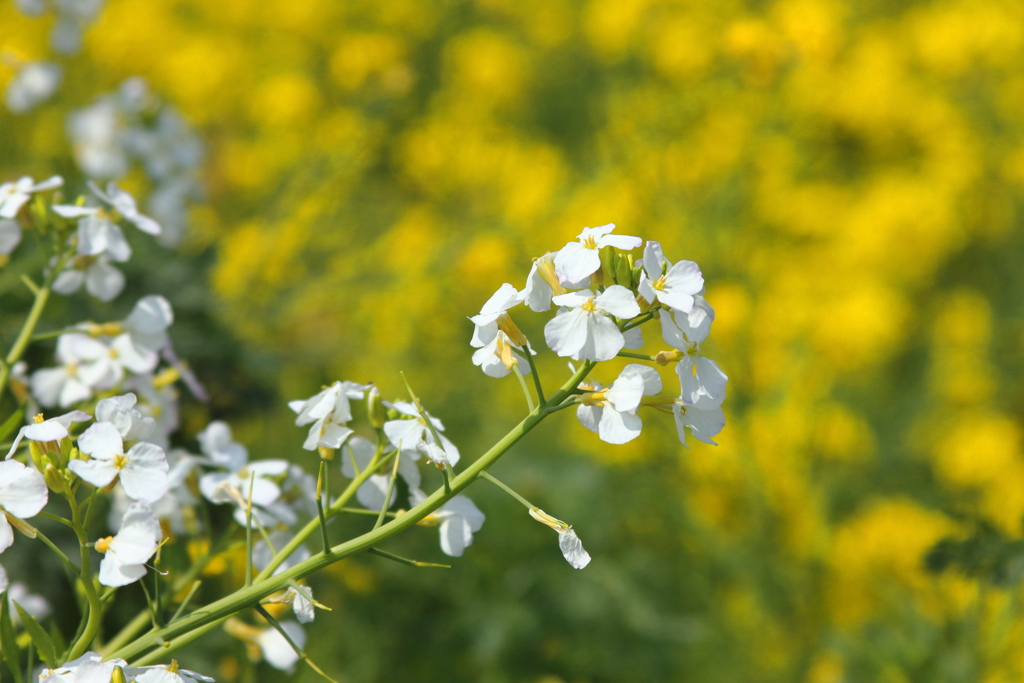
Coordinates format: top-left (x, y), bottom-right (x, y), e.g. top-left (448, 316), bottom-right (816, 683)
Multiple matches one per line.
top-left (197, 423), bottom-right (289, 526)
top-left (523, 252), bottom-right (569, 312)
top-left (553, 224), bottom-right (642, 284)
top-left (341, 436), bottom-right (421, 507)
top-left (638, 241), bottom-right (704, 313)
top-left (89, 181), bottom-right (161, 235)
top-left (265, 585), bottom-right (317, 624)
top-left (96, 503), bottom-right (161, 587)
top-left (255, 621), bottom-right (305, 672)
top-left (469, 282), bottom-right (522, 346)
top-left (673, 394), bottom-right (726, 448)
top-left (95, 392), bottom-right (156, 440)
top-left (411, 489), bottom-right (485, 557)
top-left (30, 333), bottom-right (113, 407)
top-left (68, 99), bottom-right (128, 179)
top-left (197, 421), bottom-right (248, 470)
top-left (659, 305), bottom-right (727, 406)
top-left (544, 286), bottom-right (641, 361)
top-left (0, 460), bottom-right (48, 554)
top-left (52, 254), bottom-right (127, 301)
top-left (529, 508), bottom-right (592, 569)
top-left (0, 175), bottom-right (63, 219)
top-left (576, 364), bottom-right (662, 444)
top-left (288, 381), bottom-right (367, 451)
top-left (38, 652), bottom-right (129, 683)
top-left (71, 421), bottom-right (169, 503)
top-left (5, 409), bottom-right (91, 460)
top-left (130, 663), bottom-right (215, 683)
top-left (52, 204), bottom-right (132, 259)
top-left (0, 219), bottom-right (22, 258)
top-left (383, 401), bottom-right (460, 467)
top-left (123, 294), bottom-right (174, 354)
top-left (5, 61), bottom-right (62, 114)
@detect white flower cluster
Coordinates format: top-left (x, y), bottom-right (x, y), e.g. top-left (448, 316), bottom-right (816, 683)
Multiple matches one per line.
top-left (289, 382), bottom-right (485, 558)
top-left (469, 224), bottom-right (728, 448)
top-left (38, 652), bottom-right (214, 683)
top-left (67, 79), bottom-right (204, 247)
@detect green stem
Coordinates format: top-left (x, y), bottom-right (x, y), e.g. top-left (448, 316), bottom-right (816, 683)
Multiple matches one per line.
top-left (524, 346), bottom-right (546, 404)
top-left (512, 364), bottom-right (535, 413)
top-left (64, 492), bottom-right (105, 661)
top-left (111, 361), bottom-right (595, 665)
top-left (616, 351), bottom-right (657, 362)
top-left (0, 249), bottom-right (71, 400)
top-left (479, 471), bottom-right (535, 509)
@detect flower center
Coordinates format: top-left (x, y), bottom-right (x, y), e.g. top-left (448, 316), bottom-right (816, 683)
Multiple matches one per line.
top-left (653, 274), bottom-right (667, 291)
top-left (96, 536), bottom-right (113, 553)
top-left (114, 453), bottom-right (129, 469)
top-left (581, 297), bottom-right (598, 313)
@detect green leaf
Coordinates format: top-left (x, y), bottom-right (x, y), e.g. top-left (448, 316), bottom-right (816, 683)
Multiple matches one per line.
top-left (0, 407), bottom-right (25, 447)
top-left (13, 603), bottom-right (57, 667)
top-left (0, 591), bottom-right (26, 683)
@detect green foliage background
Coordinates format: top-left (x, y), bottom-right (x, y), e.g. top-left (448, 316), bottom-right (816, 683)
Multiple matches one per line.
top-left (4, 0), bottom-right (1024, 681)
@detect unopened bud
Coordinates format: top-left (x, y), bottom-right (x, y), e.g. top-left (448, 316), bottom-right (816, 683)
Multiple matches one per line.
top-left (528, 507), bottom-right (571, 533)
top-left (497, 314), bottom-right (528, 347)
top-left (616, 253), bottom-right (636, 289)
top-left (110, 665), bottom-right (128, 683)
top-left (29, 439), bottom-right (46, 471)
top-left (87, 322), bottom-right (124, 337)
top-left (366, 385), bottom-right (385, 429)
top-left (44, 464), bottom-right (67, 494)
top-left (318, 445), bottom-right (335, 461)
top-left (655, 350), bottom-right (683, 366)
top-left (599, 245), bottom-right (617, 286)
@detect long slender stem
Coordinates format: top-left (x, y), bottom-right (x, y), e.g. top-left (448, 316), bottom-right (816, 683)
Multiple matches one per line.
top-left (479, 471), bottom-right (535, 509)
top-left (111, 361), bottom-right (595, 665)
top-left (524, 346), bottom-right (546, 405)
top-left (512, 365), bottom-right (535, 413)
top-left (65, 492), bottom-right (105, 661)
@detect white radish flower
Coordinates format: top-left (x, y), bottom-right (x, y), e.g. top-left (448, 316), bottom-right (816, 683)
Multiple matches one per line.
top-left (5, 409), bottom-right (91, 460)
top-left (130, 662), bottom-right (216, 683)
top-left (96, 503), bottom-right (162, 587)
top-left (0, 175), bottom-right (62, 219)
top-left (411, 489), bottom-right (485, 557)
top-left (288, 381), bottom-right (368, 451)
top-left (637, 240), bottom-right (704, 314)
top-left (71, 421), bottom-right (170, 504)
top-left (30, 333), bottom-right (112, 408)
top-left (554, 224), bottom-right (642, 285)
top-left (529, 508), bottom-right (591, 569)
top-left (576, 364), bottom-right (662, 445)
top-left (0, 460), bottom-right (48, 554)
top-left (673, 394), bottom-right (726, 448)
top-left (659, 303), bottom-right (728, 406)
top-left (523, 252), bottom-right (569, 312)
top-left (544, 286), bottom-right (641, 361)
top-left (383, 401), bottom-right (460, 467)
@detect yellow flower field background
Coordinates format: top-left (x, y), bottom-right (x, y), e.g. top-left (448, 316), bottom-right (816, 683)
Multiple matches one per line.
top-left (4, 0), bottom-right (1024, 681)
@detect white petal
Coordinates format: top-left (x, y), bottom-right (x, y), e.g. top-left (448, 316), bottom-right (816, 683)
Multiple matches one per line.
top-left (557, 529), bottom-right (591, 568)
top-left (0, 460), bottom-right (48, 517)
top-left (595, 285), bottom-right (641, 319)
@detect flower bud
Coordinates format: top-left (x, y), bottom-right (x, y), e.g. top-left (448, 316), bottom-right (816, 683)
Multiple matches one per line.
top-left (318, 445), bottom-right (335, 461)
top-left (110, 665), bottom-right (128, 683)
top-left (366, 385), bottom-right (385, 429)
top-left (44, 463), bottom-right (67, 494)
top-left (29, 439), bottom-right (46, 472)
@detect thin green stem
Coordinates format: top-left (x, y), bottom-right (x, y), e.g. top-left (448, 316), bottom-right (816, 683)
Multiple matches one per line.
top-left (64, 492), bottom-right (105, 661)
top-left (168, 581), bottom-right (203, 625)
top-left (512, 364), bottom-right (535, 413)
top-left (0, 248), bottom-right (72, 400)
top-left (478, 471), bottom-right (535, 509)
top-left (316, 460), bottom-right (331, 553)
top-left (373, 450), bottom-right (401, 531)
top-left (112, 361), bottom-right (595, 665)
top-left (32, 527), bottom-right (79, 573)
top-left (616, 351), bottom-right (657, 362)
top-left (524, 346), bottom-right (546, 404)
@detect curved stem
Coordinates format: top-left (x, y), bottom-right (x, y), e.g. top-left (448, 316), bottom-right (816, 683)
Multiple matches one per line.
top-left (64, 492), bottom-right (105, 661)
